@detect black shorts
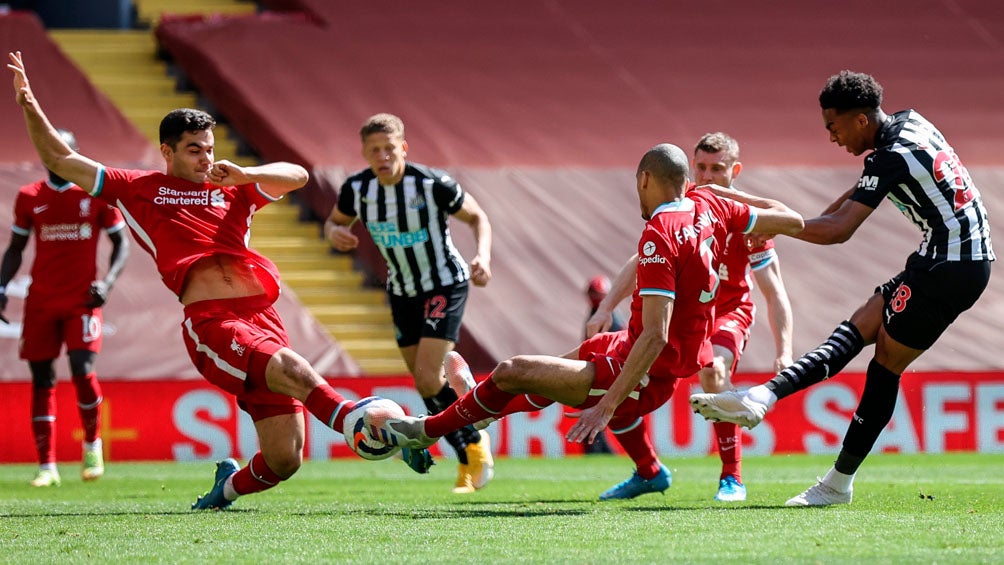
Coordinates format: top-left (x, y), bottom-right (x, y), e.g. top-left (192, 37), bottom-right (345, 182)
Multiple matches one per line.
top-left (389, 281), bottom-right (469, 347)
top-left (876, 256), bottom-right (991, 350)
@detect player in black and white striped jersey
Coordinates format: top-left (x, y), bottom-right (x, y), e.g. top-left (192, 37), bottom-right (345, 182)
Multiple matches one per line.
top-left (691, 70), bottom-right (993, 506)
top-left (326, 113), bottom-right (494, 493)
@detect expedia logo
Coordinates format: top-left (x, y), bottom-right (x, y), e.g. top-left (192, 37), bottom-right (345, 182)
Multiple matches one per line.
top-left (639, 240), bottom-right (666, 265)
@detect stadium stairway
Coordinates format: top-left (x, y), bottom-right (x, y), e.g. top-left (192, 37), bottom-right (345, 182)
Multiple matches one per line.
top-left (247, 206), bottom-right (407, 375)
top-left (48, 16), bottom-right (408, 375)
top-left (132, 0), bottom-right (258, 29)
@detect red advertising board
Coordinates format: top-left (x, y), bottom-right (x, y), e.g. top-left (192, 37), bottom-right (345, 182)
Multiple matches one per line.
top-left (2, 372), bottom-right (1002, 463)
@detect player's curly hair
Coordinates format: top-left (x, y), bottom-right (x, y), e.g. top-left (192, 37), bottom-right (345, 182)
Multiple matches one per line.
top-left (819, 71), bottom-right (883, 111)
top-left (159, 108), bottom-right (216, 148)
top-left (360, 113), bottom-right (405, 140)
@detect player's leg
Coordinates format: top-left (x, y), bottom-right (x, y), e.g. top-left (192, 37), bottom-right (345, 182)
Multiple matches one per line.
top-left (785, 335), bottom-right (918, 508)
top-left (409, 337), bottom-right (491, 493)
top-left (701, 339), bottom-right (746, 502)
top-left (193, 409), bottom-right (305, 510)
top-left (183, 298), bottom-right (356, 432)
top-left (373, 355), bottom-right (596, 448)
top-left (28, 359), bottom-right (60, 487)
top-left (182, 297), bottom-right (429, 471)
top-left (259, 345), bottom-right (433, 474)
top-left (599, 417), bottom-right (670, 500)
top-left (691, 294), bottom-right (880, 427)
top-left (408, 283), bottom-right (492, 491)
top-left (788, 261), bottom-right (989, 506)
top-left (68, 349), bottom-right (103, 481)
top-left (22, 308), bottom-right (62, 486)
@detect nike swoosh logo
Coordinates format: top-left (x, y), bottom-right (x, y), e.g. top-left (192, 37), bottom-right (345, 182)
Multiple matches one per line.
top-left (720, 445), bottom-right (735, 452)
top-left (33, 205), bottom-right (49, 214)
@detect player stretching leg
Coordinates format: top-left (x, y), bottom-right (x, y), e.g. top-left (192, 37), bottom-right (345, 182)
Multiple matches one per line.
top-left (691, 71), bottom-right (992, 506)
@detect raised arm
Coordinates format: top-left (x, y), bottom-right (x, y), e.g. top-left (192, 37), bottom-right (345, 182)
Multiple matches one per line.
top-left (8, 52), bottom-right (102, 191)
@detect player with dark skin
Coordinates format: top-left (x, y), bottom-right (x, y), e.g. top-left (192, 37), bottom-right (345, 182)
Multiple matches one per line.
top-left (691, 71), bottom-right (993, 506)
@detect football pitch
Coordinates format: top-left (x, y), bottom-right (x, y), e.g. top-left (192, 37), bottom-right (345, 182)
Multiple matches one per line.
top-left (1, 453), bottom-right (1001, 564)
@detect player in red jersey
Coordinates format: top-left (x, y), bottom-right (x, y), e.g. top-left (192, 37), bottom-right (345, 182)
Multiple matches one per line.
top-left (588, 133), bottom-right (794, 502)
top-left (8, 51), bottom-right (431, 509)
top-left (1, 129), bottom-right (129, 487)
top-left (366, 144), bottom-right (804, 484)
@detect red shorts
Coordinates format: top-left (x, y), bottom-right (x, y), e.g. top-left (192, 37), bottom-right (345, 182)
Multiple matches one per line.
top-left (708, 307), bottom-right (753, 375)
top-left (19, 303), bottom-right (102, 361)
top-left (577, 330), bottom-right (680, 428)
top-left (182, 295), bottom-right (302, 421)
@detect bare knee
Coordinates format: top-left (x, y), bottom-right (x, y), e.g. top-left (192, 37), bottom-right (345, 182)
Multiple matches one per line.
top-left (492, 356), bottom-right (535, 392)
top-left (266, 349), bottom-right (323, 401)
top-left (261, 448), bottom-right (303, 480)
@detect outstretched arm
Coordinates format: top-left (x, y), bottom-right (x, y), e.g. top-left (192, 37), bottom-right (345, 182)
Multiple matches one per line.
top-left (698, 184), bottom-right (804, 236)
top-left (794, 197), bottom-right (874, 244)
top-left (452, 193), bottom-right (493, 287)
top-left (8, 52), bottom-right (102, 191)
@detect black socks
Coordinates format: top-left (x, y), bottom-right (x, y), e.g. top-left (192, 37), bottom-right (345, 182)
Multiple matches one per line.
top-left (765, 321), bottom-right (865, 399)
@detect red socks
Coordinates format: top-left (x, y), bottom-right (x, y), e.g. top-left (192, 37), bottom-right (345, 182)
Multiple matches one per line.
top-left (609, 418), bottom-right (661, 479)
top-left (231, 451), bottom-right (284, 496)
top-left (71, 372), bottom-right (102, 443)
top-left (714, 421), bottom-right (741, 481)
top-left (32, 387), bottom-right (56, 465)
top-left (304, 385), bottom-right (354, 431)
top-left (425, 378), bottom-right (515, 438)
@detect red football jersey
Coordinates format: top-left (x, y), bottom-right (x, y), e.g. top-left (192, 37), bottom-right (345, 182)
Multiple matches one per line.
top-left (12, 180), bottom-right (125, 308)
top-left (92, 167), bottom-right (281, 300)
top-left (618, 188), bottom-right (754, 380)
top-left (714, 233), bottom-right (776, 317)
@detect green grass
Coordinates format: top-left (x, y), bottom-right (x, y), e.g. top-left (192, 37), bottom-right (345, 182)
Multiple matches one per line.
top-left (1, 453), bottom-right (1002, 564)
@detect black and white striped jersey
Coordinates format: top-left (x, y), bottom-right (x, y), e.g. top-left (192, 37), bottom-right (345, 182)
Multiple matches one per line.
top-left (338, 163), bottom-right (470, 297)
top-left (850, 110), bottom-right (994, 263)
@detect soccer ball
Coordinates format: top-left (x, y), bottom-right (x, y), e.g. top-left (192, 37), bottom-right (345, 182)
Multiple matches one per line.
top-left (342, 396), bottom-right (404, 461)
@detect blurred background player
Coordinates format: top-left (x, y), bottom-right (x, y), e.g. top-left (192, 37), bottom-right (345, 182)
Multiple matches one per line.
top-left (0, 128), bottom-right (130, 487)
top-left (691, 71), bottom-right (993, 506)
top-left (587, 133), bottom-right (794, 501)
top-left (325, 113), bottom-right (494, 493)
